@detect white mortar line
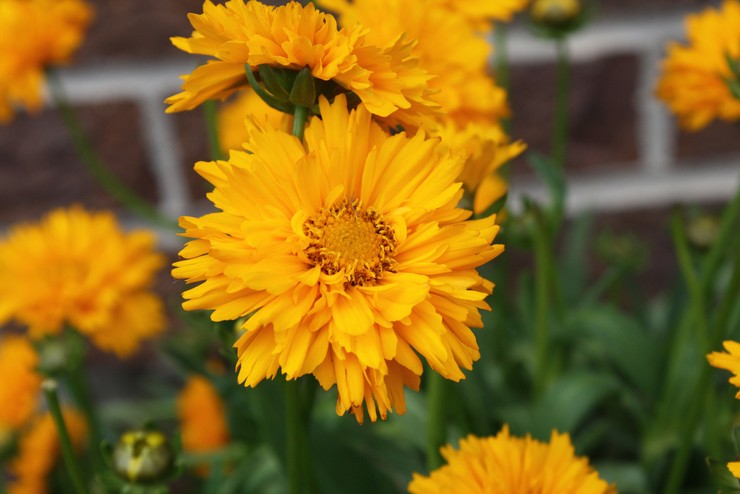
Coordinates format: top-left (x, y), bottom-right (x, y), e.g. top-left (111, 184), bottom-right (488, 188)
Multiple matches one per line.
top-left (138, 94), bottom-right (191, 218)
top-left (509, 162), bottom-right (740, 215)
top-left (505, 11), bottom-right (688, 64)
top-left (637, 47), bottom-right (676, 173)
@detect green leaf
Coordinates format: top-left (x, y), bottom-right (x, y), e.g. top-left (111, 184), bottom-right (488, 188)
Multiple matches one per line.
top-left (289, 67), bottom-right (317, 108)
top-left (594, 462), bottom-right (651, 494)
top-left (258, 65), bottom-right (291, 101)
top-left (526, 150), bottom-right (566, 231)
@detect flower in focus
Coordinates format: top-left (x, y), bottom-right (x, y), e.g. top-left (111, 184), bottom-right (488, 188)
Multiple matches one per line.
top-left (6, 409), bottom-right (87, 494)
top-left (319, 0), bottom-right (510, 127)
top-left (166, 0), bottom-right (438, 129)
top-left (178, 376), bottom-right (229, 455)
top-left (218, 89), bottom-right (289, 153)
top-left (0, 206), bottom-right (166, 358)
top-left (0, 0), bottom-right (92, 123)
top-left (0, 336), bottom-right (42, 433)
top-left (408, 425), bottom-right (615, 494)
top-left (172, 95), bottom-right (503, 423)
top-left (435, 122), bottom-right (526, 215)
top-left (656, 0), bottom-right (740, 131)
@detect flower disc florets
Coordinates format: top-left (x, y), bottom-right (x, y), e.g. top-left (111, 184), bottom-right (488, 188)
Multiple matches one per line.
top-left (303, 198), bottom-right (397, 287)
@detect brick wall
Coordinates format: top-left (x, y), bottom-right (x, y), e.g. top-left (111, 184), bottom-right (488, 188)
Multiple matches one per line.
top-left (1, 0), bottom-right (738, 256)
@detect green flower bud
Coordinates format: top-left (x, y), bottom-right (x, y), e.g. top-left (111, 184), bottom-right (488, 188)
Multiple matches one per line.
top-left (112, 430), bottom-right (173, 483)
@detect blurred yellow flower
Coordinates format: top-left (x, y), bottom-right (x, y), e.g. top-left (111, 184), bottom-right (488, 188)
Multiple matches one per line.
top-left (530, 0), bottom-right (582, 26)
top-left (178, 376), bottom-right (229, 454)
top-left (166, 0), bottom-right (438, 129)
top-left (435, 122), bottom-right (526, 215)
top-left (0, 0), bottom-right (92, 123)
top-left (434, 0), bottom-right (530, 24)
top-left (6, 409), bottom-right (87, 494)
top-left (0, 336), bottom-right (42, 431)
top-left (0, 206), bottom-right (166, 358)
top-left (172, 95), bottom-right (503, 423)
top-left (218, 89), bottom-right (289, 153)
top-left (318, 0), bottom-right (510, 127)
top-left (656, 0), bottom-right (740, 131)
top-left (408, 426), bottom-right (616, 494)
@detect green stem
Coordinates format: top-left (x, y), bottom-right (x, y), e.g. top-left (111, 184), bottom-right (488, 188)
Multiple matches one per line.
top-left (552, 39), bottom-right (570, 169)
top-left (670, 212), bottom-right (710, 352)
top-left (532, 214), bottom-right (552, 398)
top-left (43, 380), bottom-right (89, 494)
top-left (203, 100), bottom-right (227, 161)
top-left (45, 69), bottom-right (177, 230)
top-left (700, 186), bottom-right (740, 289)
top-left (425, 371), bottom-right (448, 471)
top-left (292, 105), bottom-right (309, 141)
top-left (285, 379), bottom-right (306, 494)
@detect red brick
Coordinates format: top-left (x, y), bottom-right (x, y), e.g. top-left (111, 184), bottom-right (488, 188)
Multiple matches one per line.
top-left (508, 53), bottom-right (639, 176)
top-left (0, 101), bottom-right (157, 224)
top-left (675, 119), bottom-right (740, 163)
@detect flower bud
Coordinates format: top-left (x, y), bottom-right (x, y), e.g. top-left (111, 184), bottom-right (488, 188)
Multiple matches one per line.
top-left (531, 0), bottom-right (581, 27)
top-left (112, 430), bottom-right (173, 483)
top-left (686, 214), bottom-right (720, 250)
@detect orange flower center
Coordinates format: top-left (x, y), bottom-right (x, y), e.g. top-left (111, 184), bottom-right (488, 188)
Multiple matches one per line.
top-left (303, 198), bottom-right (397, 286)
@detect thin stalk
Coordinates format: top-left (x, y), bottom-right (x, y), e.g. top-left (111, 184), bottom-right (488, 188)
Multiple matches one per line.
top-left (45, 69), bottom-right (177, 230)
top-left (293, 105), bottom-right (309, 141)
top-left (532, 215), bottom-right (552, 398)
top-left (426, 371), bottom-right (448, 471)
top-left (285, 379), bottom-right (306, 494)
top-left (203, 100), bottom-right (226, 161)
top-left (43, 380), bottom-right (90, 494)
top-left (552, 39), bottom-right (570, 169)
top-left (700, 186), bottom-right (740, 289)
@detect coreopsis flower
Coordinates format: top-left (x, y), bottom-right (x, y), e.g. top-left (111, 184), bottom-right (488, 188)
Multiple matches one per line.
top-left (0, 337), bottom-right (42, 431)
top-left (172, 95), bottom-right (503, 423)
top-left (408, 426), bottom-right (616, 494)
top-left (166, 0), bottom-right (438, 130)
top-left (0, 206), bottom-right (166, 358)
top-left (6, 409), bottom-right (86, 494)
top-left (0, 0), bottom-right (92, 123)
top-left (656, 0), bottom-right (740, 131)
top-left (435, 122), bottom-right (526, 215)
top-left (218, 89), bottom-right (289, 153)
top-left (178, 376), bottom-right (229, 454)
top-left (318, 0), bottom-right (510, 127)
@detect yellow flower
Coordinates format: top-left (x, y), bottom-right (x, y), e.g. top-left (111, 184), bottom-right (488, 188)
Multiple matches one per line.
top-left (435, 122), bottom-right (526, 215)
top-left (0, 0), bottom-right (92, 123)
top-left (408, 426), bottom-right (616, 494)
top-left (178, 376), bottom-right (229, 454)
top-left (218, 89), bottom-right (289, 153)
top-left (166, 0), bottom-right (437, 130)
top-left (318, 0), bottom-right (510, 126)
top-left (730, 462), bottom-right (740, 479)
top-left (0, 206), bottom-right (166, 358)
top-left (0, 336), bottom-right (42, 432)
top-left (7, 409), bottom-right (87, 493)
top-left (656, 0), bottom-right (740, 131)
top-left (172, 95), bottom-right (503, 423)
top-left (433, 0), bottom-right (530, 24)
top-left (707, 340), bottom-right (740, 395)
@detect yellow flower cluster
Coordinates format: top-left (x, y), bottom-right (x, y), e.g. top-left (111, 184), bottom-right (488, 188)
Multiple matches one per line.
top-left (317, 0), bottom-right (525, 213)
top-left (0, 0), bottom-right (92, 122)
top-left (173, 95), bottom-right (503, 423)
top-left (408, 426), bottom-right (616, 494)
top-left (166, 0), bottom-right (438, 129)
top-left (0, 206), bottom-right (166, 358)
top-left (656, 0), bottom-right (740, 131)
